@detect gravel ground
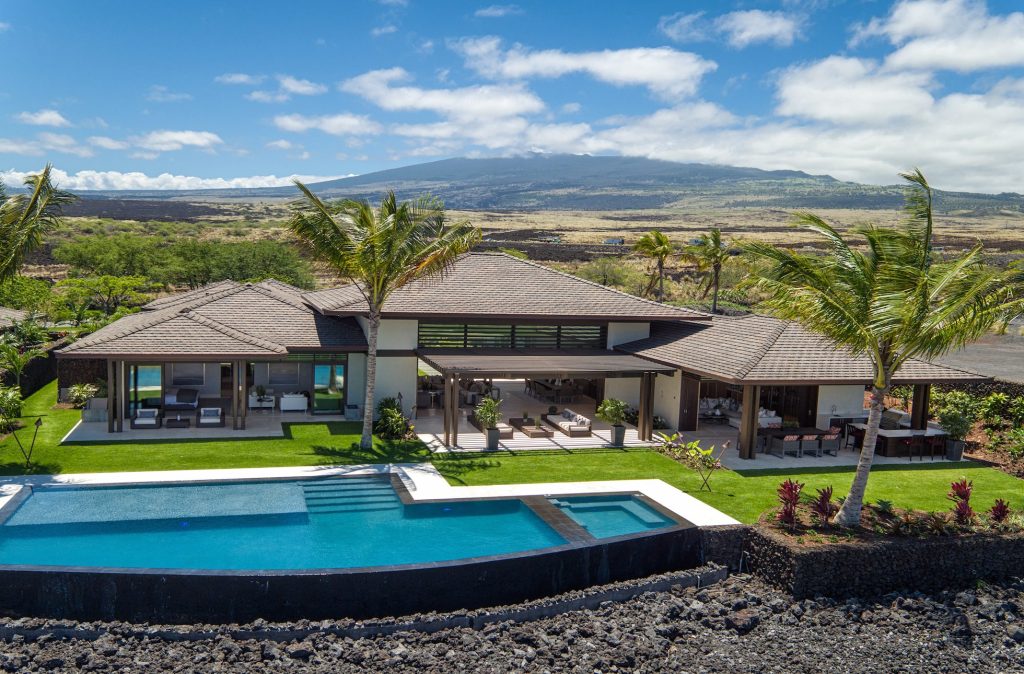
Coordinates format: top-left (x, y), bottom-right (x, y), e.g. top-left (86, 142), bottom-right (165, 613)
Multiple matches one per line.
top-left (0, 574), bottom-right (1022, 673)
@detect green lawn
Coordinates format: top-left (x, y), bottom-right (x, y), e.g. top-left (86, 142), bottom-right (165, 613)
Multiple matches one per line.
top-left (3, 381), bottom-right (1021, 523)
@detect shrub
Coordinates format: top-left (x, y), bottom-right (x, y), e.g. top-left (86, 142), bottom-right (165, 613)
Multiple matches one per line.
top-left (375, 397), bottom-right (402, 415)
top-left (1004, 428), bottom-right (1024, 461)
top-left (881, 512), bottom-right (920, 536)
top-left (67, 383), bottom-right (99, 409)
top-left (374, 408), bottom-right (410, 440)
top-left (989, 499), bottom-right (1012, 526)
top-left (596, 399), bottom-right (628, 426)
top-left (979, 392), bottom-right (1010, 425)
top-left (808, 486), bottom-right (838, 525)
top-left (948, 478), bottom-right (976, 527)
top-left (923, 512), bottom-right (954, 536)
top-left (0, 386), bottom-right (23, 420)
top-left (776, 479), bottom-right (804, 530)
top-left (873, 499), bottom-right (895, 516)
top-left (1009, 397), bottom-right (1024, 426)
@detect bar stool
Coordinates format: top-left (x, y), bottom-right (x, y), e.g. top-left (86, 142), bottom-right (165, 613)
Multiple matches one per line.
top-left (925, 435), bottom-right (945, 461)
top-left (847, 425), bottom-right (865, 450)
top-left (899, 434), bottom-right (924, 461)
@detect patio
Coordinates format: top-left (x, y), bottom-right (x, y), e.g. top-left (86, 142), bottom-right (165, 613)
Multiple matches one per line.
top-left (63, 410), bottom-right (348, 443)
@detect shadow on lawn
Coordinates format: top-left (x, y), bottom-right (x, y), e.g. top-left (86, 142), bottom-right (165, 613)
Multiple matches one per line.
top-left (731, 459), bottom-right (991, 479)
top-left (0, 461), bottom-right (64, 477)
top-left (311, 440), bottom-right (429, 464)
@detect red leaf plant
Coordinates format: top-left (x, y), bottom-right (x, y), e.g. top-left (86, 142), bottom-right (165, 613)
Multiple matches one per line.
top-left (776, 479), bottom-right (804, 530)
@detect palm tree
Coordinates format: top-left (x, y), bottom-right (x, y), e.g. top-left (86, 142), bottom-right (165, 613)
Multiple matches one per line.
top-left (288, 186), bottom-right (480, 449)
top-left (0, 343), bottom-right (44, 392)
top-left (0, 165), bottom-right (77, 281)
top-left (744, 169), bottom-right (1024, 527)
top-left (633, 230), bottom-right (675, 300)
top-left (683, 228), bottom-right (730, 314)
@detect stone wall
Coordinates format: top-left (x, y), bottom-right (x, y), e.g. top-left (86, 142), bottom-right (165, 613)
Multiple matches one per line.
top-left (746, 526), bottom-right (1024, 599)
top-left (0, 337), bottom-right (72, 399)
top-left (700, 525), bottom-right (752, 571)
top-left (56, 357), bottom-right (107, 397)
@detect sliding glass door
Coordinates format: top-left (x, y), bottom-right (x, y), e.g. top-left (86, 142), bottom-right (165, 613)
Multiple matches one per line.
top-left (313, 362), bottom-right (345, 414)
top-left (128, 364), bottom-right (163, 412)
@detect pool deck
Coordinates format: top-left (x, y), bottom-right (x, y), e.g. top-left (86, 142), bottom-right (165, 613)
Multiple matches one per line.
top-left (0, 463), bottom-right (739, 528)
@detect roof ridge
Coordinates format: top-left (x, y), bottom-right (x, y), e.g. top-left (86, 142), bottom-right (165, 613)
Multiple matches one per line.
top-left (60, 308), bottom-right (188, 352)
top-left (144, 283), bottom-right (248, 312)
top-left (490, 252), bottom-right (709, 320)
top-left (181, 312), bottom-right (287, 353)
top-left (144, 280), bottom-right (241, 309)
top-left (735, 316), bottom-right (791, 379)
top-left (244, 283), bottom-right (314, 313)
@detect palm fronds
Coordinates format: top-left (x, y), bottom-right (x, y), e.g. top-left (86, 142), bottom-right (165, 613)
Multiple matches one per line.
top-left (0, 165), bottom-right (77, 281)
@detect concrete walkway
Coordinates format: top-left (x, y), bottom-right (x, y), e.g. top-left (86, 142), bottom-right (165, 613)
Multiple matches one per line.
top-left (0, 462), bottom-right (739, 528)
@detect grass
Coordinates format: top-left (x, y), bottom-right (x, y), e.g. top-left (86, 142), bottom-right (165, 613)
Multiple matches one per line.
top-left (3, 381), bottom-right (1021, 523)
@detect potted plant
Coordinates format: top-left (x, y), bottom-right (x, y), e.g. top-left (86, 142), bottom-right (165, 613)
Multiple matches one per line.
top-left (937, 392), bottom-right (978, 461)
top-left (475, 397), bottom-right (503, 451)
top-left (597, 398), bottom-right (629, 447)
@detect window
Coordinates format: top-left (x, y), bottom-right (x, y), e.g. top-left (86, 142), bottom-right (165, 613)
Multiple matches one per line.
top-left (170, 363), bottom-right (205, 386)
top-left (268, 362), bottom-right (300, 386)
top-left (418, 323), bottom-right (606, 349)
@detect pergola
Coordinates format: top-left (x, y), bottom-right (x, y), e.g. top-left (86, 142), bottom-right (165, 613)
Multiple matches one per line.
top-left (417, 350), bottom-right (676, 447)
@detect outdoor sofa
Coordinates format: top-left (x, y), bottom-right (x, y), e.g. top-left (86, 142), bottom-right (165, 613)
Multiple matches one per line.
top-left (542, 409), bottom-right (592, 437)
top-left (164, 388), bottom-right (200, 411)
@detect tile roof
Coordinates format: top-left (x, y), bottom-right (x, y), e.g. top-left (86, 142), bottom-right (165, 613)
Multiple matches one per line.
top-left (617, 315), bottom-right (988, 385)
top-left (0, 306), bottom-right (28, 329)
top-left (418, 349), bottom-right (676, 375)
top-left (59, 281), bottom-right (367, 359)
top-left (303, 252), bottom-right (708, 321)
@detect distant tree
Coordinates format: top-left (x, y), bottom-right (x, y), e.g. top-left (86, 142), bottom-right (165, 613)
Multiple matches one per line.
top-left (577, 257), bottom-right (631, 287)
top-left (288, 186), bottom-right (480, 449)
top-left (0, 165), bottom-right (77, 281)
top-left (56, 276), bottom-right (150, 315)
top-left (745, 169), bottom-right (1024, 527)
top-left (633, 230), bottom-right (675, 300)
top-left (683, 228), bottom-right (731, 314)
top-left (0, 276), bottom-right (53, 314)
top-left (55, 235), bottom-right (169, 279)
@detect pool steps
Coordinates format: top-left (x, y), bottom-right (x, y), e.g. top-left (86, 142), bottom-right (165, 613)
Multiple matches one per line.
top-left (301, 477), bottom-right (402, 514)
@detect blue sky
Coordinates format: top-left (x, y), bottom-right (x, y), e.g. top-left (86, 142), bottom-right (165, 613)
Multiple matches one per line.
top-left (1, 0), bottom-right (1023, 192)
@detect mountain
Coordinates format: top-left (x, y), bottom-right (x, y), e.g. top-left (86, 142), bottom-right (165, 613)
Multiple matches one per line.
top-left (67, 154), bottom-right (1024, 214)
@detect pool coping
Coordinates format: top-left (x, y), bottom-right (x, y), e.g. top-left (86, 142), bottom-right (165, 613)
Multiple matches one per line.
top-left (0, 463), bottom-right (739, 528)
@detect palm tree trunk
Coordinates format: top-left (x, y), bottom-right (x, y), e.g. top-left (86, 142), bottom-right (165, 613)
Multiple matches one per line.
top-left (360, 310), bottom-right (381, 450)
top-left (658, 259), bottom-right (665, 301)
top-left (711, 267), bottom-right (720, 314)
top-left (834, 383), bottom-right (887, 526)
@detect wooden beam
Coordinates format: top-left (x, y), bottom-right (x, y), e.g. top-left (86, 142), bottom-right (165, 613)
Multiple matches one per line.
top-left (737, 384), bottom-right (760, 459)
top-left (910, 383), bottom-right (930, 430)
top-left (239, 361), bottom-right (248, 430)
top-left (638, 372), bottom-right (655, 441)
top-left (106, 359), bottom-right (115, 433)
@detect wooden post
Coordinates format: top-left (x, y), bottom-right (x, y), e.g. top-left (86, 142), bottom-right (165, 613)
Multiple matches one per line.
top-left (239, 361), bottom-right (248, 430)
top-left (230, 361), bottom-right (239, 430)
top-left (442, 373), bottom-right (450, 446)
top-left (106, 359), bottom-right (115, 433)
top-left (638, 372), bottom-right (655, 441)
top-left (678, 372), bottom-right (700, 432)
top-left (115, 360), bottom-right (126, 432)
top-left (451, 372), bottom-right (460, 447)
top-left (910, 383), bottom-right (930, 430)
top-left (737, 384), bottom-right (761, 459)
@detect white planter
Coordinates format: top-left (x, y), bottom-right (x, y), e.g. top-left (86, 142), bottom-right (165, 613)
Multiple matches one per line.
top-left (82, 397), bottom-right (108, 422)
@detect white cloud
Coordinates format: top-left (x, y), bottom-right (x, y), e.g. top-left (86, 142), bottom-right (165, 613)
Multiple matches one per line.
top-left (146, 85), bottom-right (192, 102)
top-left (274, 113), bottom-right (382, 136)
top-left (561, 102), bottom-right (582, 114)
top-left (246, 90), bottom-right (290, 103)
top-left (37, 132), bottom-right (92, 157)
top-left (132, 130), bottom-right (223, 152)
top-left (215, 72), bottom-right (264, 85)
top-left (853, 0), bottom-right (1024, 72)
top-left (657, 12), bottom-right (707, 43)
top-left (776, 56), bottom-right (934, 124)
top-left (87, 136), bottom-right (130, 150)
top-left (266, 139), bottom-right (295, 150)
top-left (475, 5), bottom-right (523, 18)
top-left (371, 24), bottom-right (397, 37)
top-left (16, 109), bottom-right (71, 127)
top-left (450, 37), bottom-right (716, 100)
top-left (0, 168), bottom-right (352, 191)
top-left (277, 75), bottom-right (327, 95)
top-left (0, 22), bottom-right (10, 32)
top-left (715, 10), bottom-right (804, 48)
top-left (0, 138), bottom-right (42, 155)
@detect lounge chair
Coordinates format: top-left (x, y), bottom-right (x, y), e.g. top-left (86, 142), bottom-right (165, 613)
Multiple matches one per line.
top-left (130, 408), bottom-right (161, 429)
top-left (196, 407), bottom-right (225, 428)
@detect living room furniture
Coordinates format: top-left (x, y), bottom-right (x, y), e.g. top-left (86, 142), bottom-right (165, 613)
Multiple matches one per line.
top-left (196, 407), bottom-right (225, 428)
top-left (165, 416), bottom-right (190, 429)
top-left (800, 434), bottom-right (822, 457)
top-left (469, 414), bottom-right (513, 438)
top-left (164, 388), bottom-right (199, 411)
top-left (819, 433), bottom-right (841, 456)
top-left (769, 434), bottom-right (802, 458)
top-left (698, 413), bottom-right (729, 426)
top-left (279, 393), bottom-right (308, 413)
top-left (130, 408), bottom-right (161, 429)
top-left (542, 409), bottom-right (592, 437)
top-left (248, 391), bottom-right (275, 411)
top-left (510, 417), bottom-right (554, 438)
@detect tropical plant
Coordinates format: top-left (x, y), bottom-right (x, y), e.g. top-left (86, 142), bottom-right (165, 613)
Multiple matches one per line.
top-left (937, 400), bottom-right (977, 443)
top-left (1009, 396), bottom-right (1024, 426)
top-left (633, 230), bottom-right (675, 300)
top-left (776, 479), bottom-right (804, 531)
top-left (288, 187), bottom-right (480, 449)
top-left (1004, 428), bottom-right (1024, 461)
top-left (577, 256), bottom-right (633, 287)
top-left (474, 397), bottom-right (502, 429)
top-left (948, 478), bottom-right (976, 527)
top-left (67, 383), bottom-right (99, 409)
top-left (744, 169), bottom-right (1024, 527)
top-left (988, 499), bottom-right (1011, 526)
top-left (0, 165), bottom-right (77, 282)
top-left (808, 486), bottom-right (839, 526)
top-left (373, 396), bottom-right (410, 439)
top-left (889, 384), bottom-right (914, 411)
top-left (0, 343), bottom-right (44, 389)
top-left (682, 228), bottom-right (730, 314)
top-left (873, 499), bottom-right (895, 516)
top-left (56, 275), bottom-right (150, 315)
top-left (596, 398), bottom-right (628, 426)
top-left (0, 385), bottom-right (23, 429)
top-left (979, 392), bottom-right (1010, 425)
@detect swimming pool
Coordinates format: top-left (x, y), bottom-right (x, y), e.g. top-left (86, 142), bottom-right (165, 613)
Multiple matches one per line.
top-left (0, 478), bottom-right (680, 571)
top-left (550, 494), bottom-right (678, 539)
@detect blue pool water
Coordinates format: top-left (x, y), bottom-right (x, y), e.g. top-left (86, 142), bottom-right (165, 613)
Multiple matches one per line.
top-left (0, 478), bottom-right (568, 570)
top-left (551, 495), bottom-right (677, 539)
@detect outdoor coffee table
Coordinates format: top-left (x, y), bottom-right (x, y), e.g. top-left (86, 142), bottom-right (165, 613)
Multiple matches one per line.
top-left (165, 417), bottom-right (191, 429)
top-left (699, 413), bottom-right (729, 425)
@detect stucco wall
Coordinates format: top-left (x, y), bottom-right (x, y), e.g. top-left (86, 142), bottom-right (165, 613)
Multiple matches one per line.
top-left (346, 353), bottom-right (367, 406)
top-left (606, 322), bottom-right (650, 349)
top-left (357, 318), bottom-right (419, 350)
top-left (604, 377), bottom-right (641, 408)
top-left (372, 356), bottom-right (418, 416)
top-left (653, 372), bottom-right (680, 431)
top-left (815, 384), bottom-right (867, 428)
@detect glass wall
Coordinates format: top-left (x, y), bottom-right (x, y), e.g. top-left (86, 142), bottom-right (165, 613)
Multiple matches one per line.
top-left (311, 357), bottom-right (346, 414)
top-left (128, 364), bottom-right (163, 412)
top-left (418, 323), bottom-right (606, 349)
